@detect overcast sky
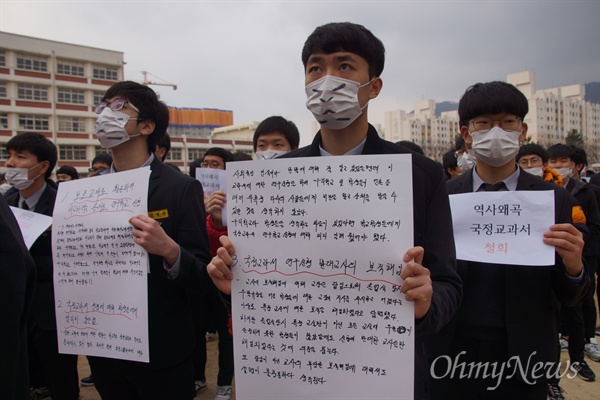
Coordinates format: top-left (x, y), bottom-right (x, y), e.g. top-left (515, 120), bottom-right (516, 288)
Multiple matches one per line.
top-left (1, 1), bottom-right (599, 145)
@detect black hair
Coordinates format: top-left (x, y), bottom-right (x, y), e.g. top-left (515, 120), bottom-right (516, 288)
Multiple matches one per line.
top-left (253, 116), bottom-right (300, 151)
top-left (6, 132), bottom-right (57, 180)
top-left (56, 165), bottom-right (79, 180)
top-left (458, 81), bottom-right (528, 128)
top-left (395, 140), bottom-right (424, 155)
top-left (516, 143), bottom-right (548, 164)
top-left (91, 152), bottom-right (113, 167)
top-left (302, 22), bottom-right (385, 79)
top-left (442, 149), bottom-right (458, 180)
top-left (203, 147), bottom-right (233, 168)
top-left (102, 81), bottom-right (169, 154)
top-left (189, 158), bottom-right (202, 179)
top-left (232, 151), bottom-right (253, 161)
top-left (454, 135), bottom-right (465, 151)
top-left (547, 143), bottom-right (574, 160)
top-left (571, 147), bottom-right (587, 174)
top-left (155, 132), bottom-right (171, 161)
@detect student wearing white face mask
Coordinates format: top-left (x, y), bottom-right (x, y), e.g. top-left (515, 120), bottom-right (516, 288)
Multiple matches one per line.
top-left (517, 143), bottom-right (564, 186)
top-left (252, 116), bottom-right (300, 160)
top-left (547, 143), bottom-right (600, 383)
top-left (433, 81), bottom-right (589, 399)
top-left (4, 132), bottom-right (81, 400)
top-left (208, 22), bottom-right (462, 400)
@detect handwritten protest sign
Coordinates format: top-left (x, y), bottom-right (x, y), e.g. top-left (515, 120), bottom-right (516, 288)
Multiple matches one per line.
top-left (196, 167), bottom-right (228, 225)
top-left (228, 155), bottom-right (415, 400)
top-left (52, 167), bottom-right (150, 362)
top-left (449, 190), bottom-right (555, 265)
top-left (10, 206), bottom-right (53, 249)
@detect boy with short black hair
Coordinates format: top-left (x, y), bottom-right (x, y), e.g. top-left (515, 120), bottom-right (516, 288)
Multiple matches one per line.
top-left (433, 81), bottom-right (589, 398)
top-left (253, 116), bottom-right (300, 159)
top-left (88, 81), bottom-right (211, 400)
top-left (4, 132), bottom-right (80, 400)
top-left (208, 21), bottom-right (462, 399)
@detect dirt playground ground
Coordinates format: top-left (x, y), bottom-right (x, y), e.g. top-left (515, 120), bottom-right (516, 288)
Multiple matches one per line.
top-left (76, 337), bottom-right (599, 400)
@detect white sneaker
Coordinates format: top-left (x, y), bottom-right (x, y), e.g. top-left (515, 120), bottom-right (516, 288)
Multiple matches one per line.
top-left (214, 385), bottom-right (232, 400)
top-left (195, 379), bottom-right (208, 393)
top-left (585, 337), bottom-right (600, 362)
top-left (559, 337), bottom-right (568, 351)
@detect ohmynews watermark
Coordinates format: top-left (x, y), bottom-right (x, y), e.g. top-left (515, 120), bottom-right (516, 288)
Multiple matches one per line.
top-left (430, 351), bottom-right (579, 391)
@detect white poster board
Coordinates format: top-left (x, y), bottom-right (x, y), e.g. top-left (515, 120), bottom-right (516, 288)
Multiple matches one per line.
top-left (10, 206), bottom-right (53, 249)
top-left (228, 155), bottom-right (415, 400)
top-left (52, 167), bottom-right (151, 362)
top-left (449, 190), bottom-right (555, 265)
top-left (196, 167), bottom-right (228, 226)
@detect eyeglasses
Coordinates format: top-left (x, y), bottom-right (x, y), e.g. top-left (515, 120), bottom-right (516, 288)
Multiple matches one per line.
top-left (200, 161), bottom-right (223, 169)
top-left (88, 166), bottom-right (108, 174)
top-left (518, 157), bottom-right (543, 168)
top-left (469, 117), bottom-right (522, 133)
top-left (95, 98), bottom-right (140, 115)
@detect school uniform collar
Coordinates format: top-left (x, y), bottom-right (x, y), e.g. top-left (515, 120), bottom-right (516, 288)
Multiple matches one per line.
top-left (472, 164), bottom-right (520, 192)
top-left (20, 182), bottom-right (47, 210)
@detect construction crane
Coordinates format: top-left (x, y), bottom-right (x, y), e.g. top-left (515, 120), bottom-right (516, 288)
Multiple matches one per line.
top-left (141, 71), bottom-right (177, 90)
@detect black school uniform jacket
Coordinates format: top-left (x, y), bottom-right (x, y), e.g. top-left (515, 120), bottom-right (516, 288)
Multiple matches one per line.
top-left (435, 168), bottom-right (588, 381)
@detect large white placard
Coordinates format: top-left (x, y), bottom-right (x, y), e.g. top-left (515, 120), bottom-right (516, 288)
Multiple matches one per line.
top-left (52, 167), bottom-right (151, 362)
top-left (449, 190), bottom-right (555, 265)
top-left (228, 155), bottom-right (415, 400)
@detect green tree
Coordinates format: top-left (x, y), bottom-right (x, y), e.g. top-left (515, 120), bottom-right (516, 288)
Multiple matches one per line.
top-left (565, 129), bottom-right (584, 147)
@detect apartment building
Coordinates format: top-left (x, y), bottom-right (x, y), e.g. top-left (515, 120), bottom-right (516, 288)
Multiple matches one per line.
top-left (384, 71), bottom-right (599, 162)
top-left (508, 71), bottom-right (600, 159)
top-left (0, 31), bottom-right (253, 177)
top-left (384, 99), bottom-right (459, 160)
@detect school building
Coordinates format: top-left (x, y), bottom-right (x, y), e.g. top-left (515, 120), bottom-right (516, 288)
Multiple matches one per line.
top-left (0, 31), bottom-right (252, 177)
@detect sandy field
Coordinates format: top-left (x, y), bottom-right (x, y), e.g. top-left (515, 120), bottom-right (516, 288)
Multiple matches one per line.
top-left (76, 337), bottom-right (599, 400)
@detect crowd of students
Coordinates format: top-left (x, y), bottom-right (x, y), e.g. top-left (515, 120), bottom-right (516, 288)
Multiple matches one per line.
top-left (1, 21), bottom-right (599, 400)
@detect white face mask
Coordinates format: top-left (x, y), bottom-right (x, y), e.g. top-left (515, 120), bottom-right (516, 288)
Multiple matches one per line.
top-left (470, 127), bottom-right (520, 167)
top-left (94, 108), bottom-right (140, 149)
top-left (554, 167), bottom-right (573, 181)
top-left (255, 149), bottom-right (288, 160)
top-left (456, 150), bottom-right (476, 171)
top-left (305, 75), bottom-right (371, 130)
top-left (524, 166), bottom-right (544, 177)
top-left (5, 162), bottom-right (43, 190)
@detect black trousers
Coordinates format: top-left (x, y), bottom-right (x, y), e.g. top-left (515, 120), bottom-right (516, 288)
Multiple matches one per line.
top-left (429, 334), bottom-right (547, 400)
top-left (28, 325), bottom-right (79, 400)
top-left (191, 284), bottom-right (234, 386)
top-left (88, 355), bottom-right (195, 400)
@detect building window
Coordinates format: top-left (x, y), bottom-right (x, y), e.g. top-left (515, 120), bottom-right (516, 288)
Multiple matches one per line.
top-left (60, 145), bottom-right (87, 161)
top-left (56, 60), bottom-right (84, 77)
top-left (58, 116), bottom-right (86, 132)
top-left (0, 50), bottom-right (5, 67)
top-left (93, 91), bottom-right (104, 107)
top-left (0, 81), bottom-right (6, 98)
top-left (93, 65), bottom-right (118, 81)
top-left (188, 148), bottom-right (204, 162)
top-left (0, 113), bottom-right (8, 129)
top-left (18, 114), bottom-right (49, 131)
top-left (166, 148), bottom-right (182, 161)
top-left (18, 84), bottom-right (49, 101)
top-left (16, 53), bottom-right (48, 72)
top-left (94, 147), bottom-right (111, 157)
top-left (57, 87), bottom-right (85, 104)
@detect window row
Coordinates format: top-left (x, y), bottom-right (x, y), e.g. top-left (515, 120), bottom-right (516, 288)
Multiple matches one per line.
top-left (2, 52), bottom-right (119, 80)
top-left (0, 82), bottom-right (104, 105)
